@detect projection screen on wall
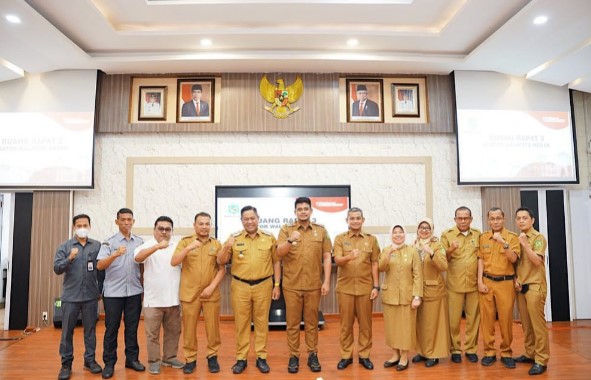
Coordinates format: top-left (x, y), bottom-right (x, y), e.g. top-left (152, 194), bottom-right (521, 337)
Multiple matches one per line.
top-left (454, 71), bottom-right (578, 185)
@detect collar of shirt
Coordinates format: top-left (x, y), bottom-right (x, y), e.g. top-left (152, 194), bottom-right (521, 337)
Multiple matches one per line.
top-left (346, 230), bottom-right (365, 238)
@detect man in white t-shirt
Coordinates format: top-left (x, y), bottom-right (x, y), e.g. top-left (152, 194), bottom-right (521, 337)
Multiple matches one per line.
top-left (134, 216), bottom-right (183, 375)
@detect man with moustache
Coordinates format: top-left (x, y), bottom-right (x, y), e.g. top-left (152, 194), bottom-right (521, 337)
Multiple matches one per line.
top-left (217, 206), bottom-right (281, 374)
top-left (513, 207), bottom-right (550, 376)
top-left (440, 206), bottom-right (481, 364)
top-left (478, 207), bottom-right (520, 369)
top-left (333, 207), bottom-right (380, 371)
top-left (171, 212), bottom-right (225, 374)
top-left (134, 216), bottom-right (183, 375)
top-left (276, 197), bottom-right (333, 374)
top-left (97, 208), bottom-right (145, 379)
top-left (54, 214), bottom-right (103, 380)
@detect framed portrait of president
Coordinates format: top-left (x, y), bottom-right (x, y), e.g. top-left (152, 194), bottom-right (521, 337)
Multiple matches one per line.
top-left (346, 78), bottom-right (384, 123)
top-left (177, 78), bottom-right (215, 123)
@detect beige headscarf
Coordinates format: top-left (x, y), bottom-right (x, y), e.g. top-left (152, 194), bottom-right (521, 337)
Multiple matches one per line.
top-left (415, 217), bottom-right (434, 251)
top-left (390, 224), bottom-right (406, 250)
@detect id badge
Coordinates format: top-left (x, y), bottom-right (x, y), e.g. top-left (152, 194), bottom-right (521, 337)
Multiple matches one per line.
top-left (87, 260), bottom-right (94, 272)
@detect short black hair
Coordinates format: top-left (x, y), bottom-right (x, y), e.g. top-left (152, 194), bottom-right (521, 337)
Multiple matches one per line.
top-left (241, 205), bottom-right (258, 217)
top-left (117, 208), bottom-right (134, 218)
top-left (154, 216), bottom-right (173, 228)
top-left (72, 214), bottom-right (91, 226)
top-left (515, 207), bottom-right (535, 218)
top-left (294, 197), bottom-right (312, 209)
top-left (194, 212), bottom-right (211, 222)
top-left (454, 206), bottom-right (472, 217)
top-left (487, 207), bottom-right (504, 218)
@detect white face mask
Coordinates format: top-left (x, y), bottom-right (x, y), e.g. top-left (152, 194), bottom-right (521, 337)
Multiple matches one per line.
top-left (75, 228), bottom-right (90, 239)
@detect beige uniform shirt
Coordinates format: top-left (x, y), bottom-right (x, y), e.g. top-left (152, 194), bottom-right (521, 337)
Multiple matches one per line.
top-left (333, 230), bottom-right (380, 296)
top-left (420, 239), bottom-right (448, 301)
top-left (378, 244), bottom-right (423, 305)
top-left (516, 228), bottom-right (547, 290)
top-left (478, 228), bottom-right (520, 276)
top-left (174, 234), bottom-right (222, 303)
top-left (441, 227), bottom-right (480, 293)
top-left (277, 222), bottom-right (332, 291)
top-left (227, 229), bottom-right (277, 281)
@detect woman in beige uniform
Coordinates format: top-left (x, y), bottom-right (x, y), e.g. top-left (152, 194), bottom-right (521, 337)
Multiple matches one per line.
top-left (412, 218), bottom-right (450, 367)
top-left (379, 224), bottom-right (423, 371)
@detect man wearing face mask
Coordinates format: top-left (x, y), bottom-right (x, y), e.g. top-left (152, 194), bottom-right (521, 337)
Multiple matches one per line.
top-left (54, 214), bottom-right (103, 380)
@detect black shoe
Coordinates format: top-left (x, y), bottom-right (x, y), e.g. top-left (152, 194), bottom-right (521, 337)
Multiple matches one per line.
top-left (451, 353), bottom-right (462, 363)
top-left (84, 360), bottom-right (103, 374)
top-left (337, 358), bottom-right (353, 370)
top-left (307, 352), bottom-right (321, 372)
top-left (514, 355), bottom-right (535, 364)
top-left (465, 353), bottom-right (479, 363)
top-left (425, 358), bottom-right (439, 367)
top-left (58, 365), bottom-right (72, 380)
top-left (125, 360), bottom-right (145, 372)
top-left (501, 357), bottom-right (516, 369)
top-left (481, 356), bottom-right (496, 366)
top-left (396, 361), bottom-right (409, 371)
top-left (232, 360), bottom-right (247, 374)
top-left (183, 361), bottom-right (197, 374)
top-left (287, 356), bottom-right (299, 373)
top-left (412, 354), bottom-right (427, 363)
top-left (101, 365), bottom-right (114, 379)
top-left (207, 356), bottom-right (220, 373)
top-left (256, 358), bottom-right (270, 374)
top-left (384, 359), bottom-right (399, 368)
top-left (358, 358), bottom-right (374, 370)
top-left (529, 363), bottom-right (547, 375)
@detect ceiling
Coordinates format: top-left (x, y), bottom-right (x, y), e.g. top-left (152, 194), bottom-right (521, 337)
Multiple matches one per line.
top-left (1, 0), bottom-right (590, 92)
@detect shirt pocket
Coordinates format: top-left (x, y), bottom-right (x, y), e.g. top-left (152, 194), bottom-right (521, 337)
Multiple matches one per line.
top-left (257, 241), bottom-right (273, 258)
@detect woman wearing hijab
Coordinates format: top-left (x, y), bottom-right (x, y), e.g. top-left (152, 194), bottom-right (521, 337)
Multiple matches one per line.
top-left (412, 218), bottom-right (450, 367)
top-left (379, 224), bottom-right (423, 371)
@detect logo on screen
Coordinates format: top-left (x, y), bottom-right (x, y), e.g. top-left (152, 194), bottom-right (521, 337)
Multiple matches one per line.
top-left (228, 203), bottom-right (240, 215)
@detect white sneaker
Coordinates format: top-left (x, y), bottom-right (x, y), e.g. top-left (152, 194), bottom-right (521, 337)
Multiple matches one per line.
top-left (162, 359), bottom-right (185, 369)
top-left (149, 362), bottom-right (161, 374)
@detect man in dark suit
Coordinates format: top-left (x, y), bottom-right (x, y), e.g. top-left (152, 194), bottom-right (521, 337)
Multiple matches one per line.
top-left (181, 84), bottom-right (209, 117)
top-left (351, 85), bottom-right (379, 117)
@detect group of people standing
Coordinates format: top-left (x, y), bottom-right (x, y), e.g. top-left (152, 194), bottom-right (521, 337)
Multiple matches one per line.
top-left (53, 200), bottom-right (549, 379)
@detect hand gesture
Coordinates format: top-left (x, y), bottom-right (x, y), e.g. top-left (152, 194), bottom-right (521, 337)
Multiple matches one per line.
top-left (478, 282), bottom-right (489, 294)
top-left (116, 246), bottom-right (127, 257)
top-left (411, 297), bottom-right (421, 309)
top-left (321, 282), bottom-right (329, 296)
top-left (157, 239), bottom-right (169, 249)
top-left (187, 239), bottom-right (202, 250)
top-left (200, 285), bottom-right (213, 299)
top-left (225, 236), bottom-right (236, 249)
top-left (289, 231), bottom-right (301, 242)
top-left (450, 240), bottom-right (460, 251)
top-left (492, 232), bottom-right (504, 244)
top-left (422, 244), bottom-right (433, 255)
top-left (69, 247), bottom-right (79, 261)
top-left (350, 249), bottom-right (360, 260)
top-left (370, 288), bottom-right (379, 300)
top-left (519, 232), bottom-right (528, 247)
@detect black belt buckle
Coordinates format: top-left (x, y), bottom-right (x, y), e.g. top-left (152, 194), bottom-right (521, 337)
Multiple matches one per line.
top-left (233, 275), bottom-right (270, 286)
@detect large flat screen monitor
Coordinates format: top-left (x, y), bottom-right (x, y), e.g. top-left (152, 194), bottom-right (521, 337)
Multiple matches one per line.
top-left (215, 185), bottom-right (351, 241)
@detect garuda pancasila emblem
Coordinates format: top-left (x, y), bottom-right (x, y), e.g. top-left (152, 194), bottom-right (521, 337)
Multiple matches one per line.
top-left (259, 74), bottom-right (304, 119)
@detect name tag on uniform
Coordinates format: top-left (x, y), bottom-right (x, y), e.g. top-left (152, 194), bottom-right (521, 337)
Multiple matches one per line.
top-left (87, 260), bottom-right (94, 272)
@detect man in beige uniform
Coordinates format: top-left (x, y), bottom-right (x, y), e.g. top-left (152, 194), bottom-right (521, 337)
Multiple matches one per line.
top-left (440, 206), bottom-right (481, 364)
top-left (276, 197), bottom-right (332, 374)
top-left (478, 207), bottom-right (520, 369)
top-left (171, 212), bottom-right (225, 374)
top-left (217, 206), bottom-right (281, 374)
top-left (513, 207), bottom-right (549, 376)
top-left (333, 207), bottom-right (380, 371)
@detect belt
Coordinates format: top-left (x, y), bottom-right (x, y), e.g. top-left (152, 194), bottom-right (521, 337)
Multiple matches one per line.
top-left (483, 273), bottom-right (515, 282)
top-left (232, 275), bottom-right (271, 286)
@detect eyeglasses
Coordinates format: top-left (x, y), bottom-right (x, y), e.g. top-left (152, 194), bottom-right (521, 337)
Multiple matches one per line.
top-left (488, 217), bottom-right (504, 222)
top-left (418, 227), bottom-right (431, 231)
top-left (156, 227), bottom-right (172, 233)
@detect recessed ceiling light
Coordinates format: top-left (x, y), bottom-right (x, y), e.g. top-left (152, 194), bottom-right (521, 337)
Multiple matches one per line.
top-left (5, 14), bottom-right (21, 24)
top-left (347, 39), bottom-right (358, 47)
top-left (533, 15), bottom-right (548, 25)
top-left (201, 38), bottom-right (212, 47)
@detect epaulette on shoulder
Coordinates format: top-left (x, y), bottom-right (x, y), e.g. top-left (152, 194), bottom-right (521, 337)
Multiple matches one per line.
top-left (444, 227), bottom-right (455, 234)
top-left (231, 230), bottom-right (243, 237)
top-left (259, 229), bottom-right (273, 236)
top-left (507, 230), bottom-right (519, 236)
top-left (181, 234), bottom-right (195, 241)
top-left (311, 222), bottom-right (325, 227)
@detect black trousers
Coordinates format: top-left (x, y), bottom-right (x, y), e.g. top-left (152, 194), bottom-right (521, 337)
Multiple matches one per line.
top-left (59, 299), bottom-right (98, 366)
top-left (102, 294), bottom-right (142, 366)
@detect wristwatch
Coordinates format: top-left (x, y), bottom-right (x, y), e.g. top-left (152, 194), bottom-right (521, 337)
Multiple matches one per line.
top-left (287, 239), bottom-right (294, 244)
top-left (503, 243), bottom-right (510, 249)
top-left (372, 286), bottom-right (380, 291)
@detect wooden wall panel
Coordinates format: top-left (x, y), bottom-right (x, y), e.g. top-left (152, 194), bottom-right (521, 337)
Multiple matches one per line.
top-left (28, 191), bottom-right (70, 327)
top-left (97, 73), bottom-right (454, 133)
